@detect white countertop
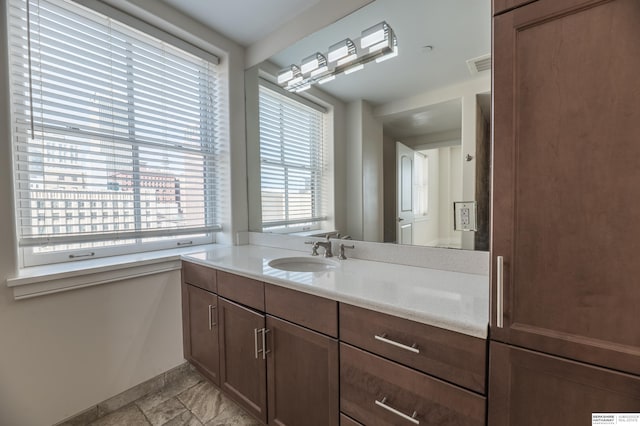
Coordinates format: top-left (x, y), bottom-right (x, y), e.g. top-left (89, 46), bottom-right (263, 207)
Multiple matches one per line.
top-left (182, 245), bottom-right (489, 339)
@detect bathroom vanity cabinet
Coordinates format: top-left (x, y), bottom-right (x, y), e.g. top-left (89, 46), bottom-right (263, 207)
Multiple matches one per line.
top-left (490, 0), bottom-right (640, 422)
top-left (182, 261), bottom-right (339, 426)
top-left (181, 260), bottom-right (488, 426)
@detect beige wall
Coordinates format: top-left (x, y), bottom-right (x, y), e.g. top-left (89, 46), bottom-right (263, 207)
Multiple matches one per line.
top-left (346, 100), bottom-right (384, 242)
top-left (0, 273), bottom-right (184, 425)
top-left (0, 1), bottom-right (245, 424)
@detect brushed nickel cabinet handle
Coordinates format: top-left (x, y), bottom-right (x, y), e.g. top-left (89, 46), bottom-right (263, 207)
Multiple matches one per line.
top-left (496, 256), bottom-right (504, 328)
top-left (208, 305), bottom-right (216, 328)
top-left (374, 334), bottom-right (419, 354)
top-left (254, 328), bottom-right (261, 359)
top-left (375, 397), bottom-right (420, 425)
top-left (207, 305), bottom-right (214, 330)
top-left (262, 328), bottom-right (271, 360)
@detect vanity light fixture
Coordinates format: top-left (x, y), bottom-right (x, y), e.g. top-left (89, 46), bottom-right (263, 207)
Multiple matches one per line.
top-left (277, 21), bottom-right (397, 92)
top-left (361, 21), bottom-right (390, 51)
top-left (277, 64), bottom-right (301, 85)
top-left (327, 39), bottom-right (356, 63)
top-left (300, 52), bottom-right (327, 75)
top-left (376, 35), bottom-right (398, 63)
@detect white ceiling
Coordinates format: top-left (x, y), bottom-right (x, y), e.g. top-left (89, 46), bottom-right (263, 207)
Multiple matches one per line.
top-left (159, 0), bottom-right (321, 46)
top-left (158, 0), bottom-right (490, 138)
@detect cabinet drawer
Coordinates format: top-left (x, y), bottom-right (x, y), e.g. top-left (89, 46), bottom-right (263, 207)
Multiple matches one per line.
top-left (265, 284), bottom-right (338, 337)
top-left (182, 261), bottom-right (216, 293)
top-left (217, 271), bottom-right (265, 311)
top-left (340, 303), bottom-right (486, 393)
top-left (341, 343), bottom-right (486, 426)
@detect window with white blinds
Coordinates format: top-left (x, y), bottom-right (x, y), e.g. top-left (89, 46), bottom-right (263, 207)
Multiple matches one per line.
top-left (8, 0), bottom-right (223, 265)
top-left (258, 86), bottom-right (326, 231)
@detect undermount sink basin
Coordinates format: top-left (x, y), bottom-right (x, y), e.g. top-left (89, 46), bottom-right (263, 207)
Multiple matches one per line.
top-left (268, 256), bottom-right (339, 272)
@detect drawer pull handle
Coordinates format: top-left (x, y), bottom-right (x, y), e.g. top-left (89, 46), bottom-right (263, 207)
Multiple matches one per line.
top-left (262, 328), bottom-right (271, 360)
top-left (254, 328), bottom-right (261, 359)
top-left (208, 305), bottom-right (217, 330)
top-left (496, 255), bottom-right (504, 328)
top-left (374, 334), bottom-right (420, 354)
top-left (375, 397), bottom-right (420, 425)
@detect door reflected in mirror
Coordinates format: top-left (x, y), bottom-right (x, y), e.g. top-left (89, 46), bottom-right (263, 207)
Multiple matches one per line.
top-left (245, 0), bottom-right (491, 251)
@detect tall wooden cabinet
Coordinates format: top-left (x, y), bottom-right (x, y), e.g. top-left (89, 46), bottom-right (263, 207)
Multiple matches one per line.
top-left (490, 0), bottom-right (640, 422)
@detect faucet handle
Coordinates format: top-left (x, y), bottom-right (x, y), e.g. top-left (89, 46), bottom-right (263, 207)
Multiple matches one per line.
top-left (338, 243), bottom-right (355, 260)
top-left (305, 241), bottom-right (319, 256)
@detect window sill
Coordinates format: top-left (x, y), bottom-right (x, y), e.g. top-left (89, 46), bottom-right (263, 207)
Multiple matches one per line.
top-left (6, 244), bottom-right (217, 300)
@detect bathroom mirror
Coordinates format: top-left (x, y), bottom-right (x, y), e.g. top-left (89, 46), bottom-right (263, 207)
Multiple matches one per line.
top-left (246, 0), bottom-right (491, 250)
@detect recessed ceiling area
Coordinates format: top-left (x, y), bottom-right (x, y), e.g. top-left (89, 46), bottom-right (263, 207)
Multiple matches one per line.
top-left (382, 99), bottom-right (462, 140)
top-left (159, 0), bottom-right (321, 46)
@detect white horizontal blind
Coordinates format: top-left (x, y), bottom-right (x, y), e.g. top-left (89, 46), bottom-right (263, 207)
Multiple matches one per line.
top-left (8, 0), bottom-right (222, 257)
top-left (259, 86), bottom-right (326, 230)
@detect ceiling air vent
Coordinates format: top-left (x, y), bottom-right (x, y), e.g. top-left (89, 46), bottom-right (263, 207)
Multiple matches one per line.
top-left (466, 54), bottom-right (491, 75)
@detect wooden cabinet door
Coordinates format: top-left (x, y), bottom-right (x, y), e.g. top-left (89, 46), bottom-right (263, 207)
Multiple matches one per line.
top-left (491, 0), bottom-right (640, 375)
top-left (182, 283), bottom-right (219, 385)
top-left (218, 297), bottom-right (267, 423)
top-left (266, 315), bottom-right (339, 426)
top-left (489, 342), bottom-right (640, 426)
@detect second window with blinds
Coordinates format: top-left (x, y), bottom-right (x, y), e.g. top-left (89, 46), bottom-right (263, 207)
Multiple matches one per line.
top-left (258, 86), bottom-right (328, 233)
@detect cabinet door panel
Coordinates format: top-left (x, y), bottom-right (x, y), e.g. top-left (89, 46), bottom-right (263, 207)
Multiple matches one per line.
top-left (182, 283), bottom-right (219, 385)
top-left (266, 316), bottom-right (339, 426)
top-left (491, 0), bottom-right (640, 374)
top-left (489, 342), bottom-right (640, 426)
top-left (218, 297), bottom-right (267, 423)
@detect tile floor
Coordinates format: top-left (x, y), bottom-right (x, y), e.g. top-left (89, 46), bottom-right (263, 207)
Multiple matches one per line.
top-left (87, 368), bottom-right (261, 426)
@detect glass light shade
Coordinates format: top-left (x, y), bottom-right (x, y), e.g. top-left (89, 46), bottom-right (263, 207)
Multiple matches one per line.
top-left (287, 75), bottom-right (303, 86)
top-left (310, 65), bottom-right (328, 77)
top-left (376, 36), bottom-right (399, 63)
top-left (318, 75), bottom-right (335, 85)
top-left (327, 39), bottom-right (355, 63)
top-left (337, 53), bottom-right (358, 66)
top-left (277, 65), bottom-right (300, 84)
top-left (360, 22), bottom-right (388, 49)
top-left (300, 52), bottom-right (326, 74)
top-left (294, 83), bottom-right (311, 92)
top-left (344, 64), bottom-right (364, 75)
top-left (375, 46), bottom-right (398, 63)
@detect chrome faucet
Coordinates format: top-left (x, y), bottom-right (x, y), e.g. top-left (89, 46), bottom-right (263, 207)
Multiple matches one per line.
top-left (305, 237), bottom-right (333, 257)
top-left (314, 238), bottom-right (334, 258)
